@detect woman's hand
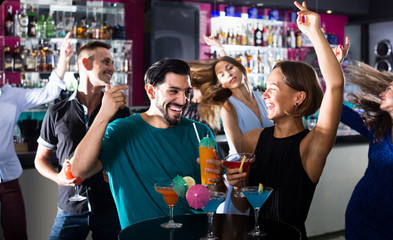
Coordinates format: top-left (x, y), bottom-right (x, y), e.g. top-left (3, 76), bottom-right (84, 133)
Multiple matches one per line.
top-left (333, 36), bottom-right (350, 64)
top-left (225, 167), bottom-right (247, 188)
top-left (295, 1), bottom-right (320, 38)
top-left (203, 34), bottom-right (222, 48)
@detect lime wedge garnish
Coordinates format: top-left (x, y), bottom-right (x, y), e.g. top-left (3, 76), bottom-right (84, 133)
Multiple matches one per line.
top-left (258, 183), bottom-right (264, 193)
top-left (239, 156), bottom-right (247, 174)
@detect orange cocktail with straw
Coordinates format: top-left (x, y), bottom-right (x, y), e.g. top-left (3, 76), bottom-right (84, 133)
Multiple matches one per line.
top-left (199, 137), bottom-right (217, 185)
top-left (199, 146), bottom-right (216, 185)
top-left (154, 182), bottom-right (182, 228)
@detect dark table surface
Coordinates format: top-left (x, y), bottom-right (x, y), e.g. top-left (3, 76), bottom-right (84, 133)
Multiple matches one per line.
top-left (119, 214), bottom-right (301, 240)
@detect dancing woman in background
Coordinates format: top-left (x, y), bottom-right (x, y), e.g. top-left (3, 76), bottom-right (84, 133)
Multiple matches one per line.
top-left (338, 60), bottom-right (393, 239)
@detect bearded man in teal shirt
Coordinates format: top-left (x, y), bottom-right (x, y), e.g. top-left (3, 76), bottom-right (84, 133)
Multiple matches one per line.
top-left (72, 59), bottom-right (226, 229)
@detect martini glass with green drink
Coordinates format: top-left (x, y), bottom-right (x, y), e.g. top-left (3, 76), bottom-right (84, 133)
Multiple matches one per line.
top-left (242, 184), bottom-right (273, 237)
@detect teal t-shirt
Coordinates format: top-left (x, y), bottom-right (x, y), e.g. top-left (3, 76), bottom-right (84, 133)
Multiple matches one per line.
top-left (99, 114), bottom-right (218, 229)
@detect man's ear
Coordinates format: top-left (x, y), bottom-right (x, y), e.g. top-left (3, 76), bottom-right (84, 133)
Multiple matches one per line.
top-left (82, 58), bottom-right (91, 70)
top-left (145, 84), bottom-right (156, 100)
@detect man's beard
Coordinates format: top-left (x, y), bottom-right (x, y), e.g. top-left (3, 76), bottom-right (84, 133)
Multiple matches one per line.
top-left (157, 103), bottom-right (185, 125)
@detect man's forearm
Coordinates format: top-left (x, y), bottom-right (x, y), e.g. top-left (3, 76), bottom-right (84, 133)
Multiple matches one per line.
top-left (72, 114), bottom-right (109, 179)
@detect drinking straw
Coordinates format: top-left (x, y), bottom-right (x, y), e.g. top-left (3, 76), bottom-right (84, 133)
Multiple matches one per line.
top-left (193, 122), bottom-right (201, 142)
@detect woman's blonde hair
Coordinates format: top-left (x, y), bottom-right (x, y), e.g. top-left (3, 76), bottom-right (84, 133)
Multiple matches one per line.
top-left (188, 56), bottom-right (249, 129)
top-left (345, 61), bottom-right (392, 140)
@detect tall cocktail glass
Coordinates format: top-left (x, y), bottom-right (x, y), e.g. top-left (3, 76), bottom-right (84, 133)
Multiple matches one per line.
top-left (154, 182), bottom-right (182, 229)
top-left (223, 153), bottom-right (255, 197)
top-left (199, 136), bottom-right (217, 185)
top-left (241, 186), bottom-right (273, 237)
top-left (201, 190), bottom-right (226, 240)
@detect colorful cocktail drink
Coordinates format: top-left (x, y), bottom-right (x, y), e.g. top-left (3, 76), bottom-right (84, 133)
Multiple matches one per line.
top-left (155, 185), bottom-right (179, 206)
top-left (242, 186), bottom-right (273, 237)
top-left (154, 182), bottom-right (182, 229)
top-left (201, 190), bottom-right (226, 240)
top-left (224, 153), bottom-right (255, 197)
top-left (64, 159), bottom-right (86, 202)
top-left (199, 137), bottom-right (217, 185)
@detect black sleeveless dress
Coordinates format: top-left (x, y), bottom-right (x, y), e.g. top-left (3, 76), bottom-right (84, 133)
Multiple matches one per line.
top-left (249, 126), bottom-right (316, 240)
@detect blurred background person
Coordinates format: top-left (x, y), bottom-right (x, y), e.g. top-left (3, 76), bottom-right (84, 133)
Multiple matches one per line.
top-left (0, 32), bottom-right (73, 240)
top-left (34, 41), bottom-right (129, 240)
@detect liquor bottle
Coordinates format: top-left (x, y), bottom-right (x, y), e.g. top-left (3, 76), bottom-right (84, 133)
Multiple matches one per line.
top-left (245, 24), bottom-right (252, 46)
top-left (25, 48), bottom-right (35, 71)
top-left (13, 10), bottom-right (19, 37)
top-left (44, 42), bottom-right (54, 72)
top-left (4, 46), bottom-right (14, 71)
top-left (53, 43), bottom-right (60, 69)
top-left (89, 16), bottom-right (101, 39)
top-left (40, 41), bottom-right (47, 71)
top-left (28, 5), bottom-right (36, 37)
top-left (113, 48), bottom-right (122, 72)
top-left (122, 47), bottom-right (129, 73)
top-left (241, 25), bottom-right (247, 46)
top-left (4, 6), bottom-right (14, 36)
top-left (101, 21), bottom-right (111, 39)
top-left (70, 17), bottom-right (78, 38)
top-left (35, 42), bottom-right (43, 72)
top-left (254, 23), bottom-right (262, 46)
top-left (13, 43), bottom-right (23, 72)
top-left (267, 25), bottom-right (273, 47)
top-left (277, 27), bottom-right (283, 48)
top-left (290, 28), bottom-right (296, 49)
top-left (77, 17), bottom-right (89, 39)
top-left (18, 5), bottom-right (29, 37)
top-left (46, 12), bottom-right (56, 38)
top-left (296, 28), bottom-right (302, 48)
top-left (35, 15), bottom-right (46, 38)
top-left (56, 15), bottom-right (67, 38)
top-left (262, 25), bottom-right (268, 46)
top-left (257, 51), bottom-right (263, 74)
top-left (246, 51), bottom-right (253, 73)
top-left (286, 26), bottom-right (291, 48)
top-left (226, 29), bottom-right (232, 45)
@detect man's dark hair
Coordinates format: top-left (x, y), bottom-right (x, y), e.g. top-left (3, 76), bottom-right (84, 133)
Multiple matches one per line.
top-left (144, 59), bottom-right (190, 86)
top-left (77, 41), bottom-right (111, 58)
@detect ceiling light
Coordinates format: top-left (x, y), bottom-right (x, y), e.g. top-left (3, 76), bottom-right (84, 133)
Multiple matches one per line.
top-left (326, 10), bottom-right (332, 14)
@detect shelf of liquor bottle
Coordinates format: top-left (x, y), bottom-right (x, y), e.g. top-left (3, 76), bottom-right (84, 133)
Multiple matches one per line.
top-left (0, 70), bottom-right (22, 73)
top-left (219, 44), bottom-right (288, 52)
top-left (211, 16), bottom-right (285, 28)
top-left (17, 1), bottom-right (124, 15)
top-left (19, 37), bottom-right (130, 44)
top-left (0, 36), bottom-right (21, 40)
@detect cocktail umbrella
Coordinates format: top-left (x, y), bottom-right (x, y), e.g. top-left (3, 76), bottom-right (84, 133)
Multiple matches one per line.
top-left (173, 175), bottom-right (188, 198)
top-left (186, 184), bottom-right (210, 209)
